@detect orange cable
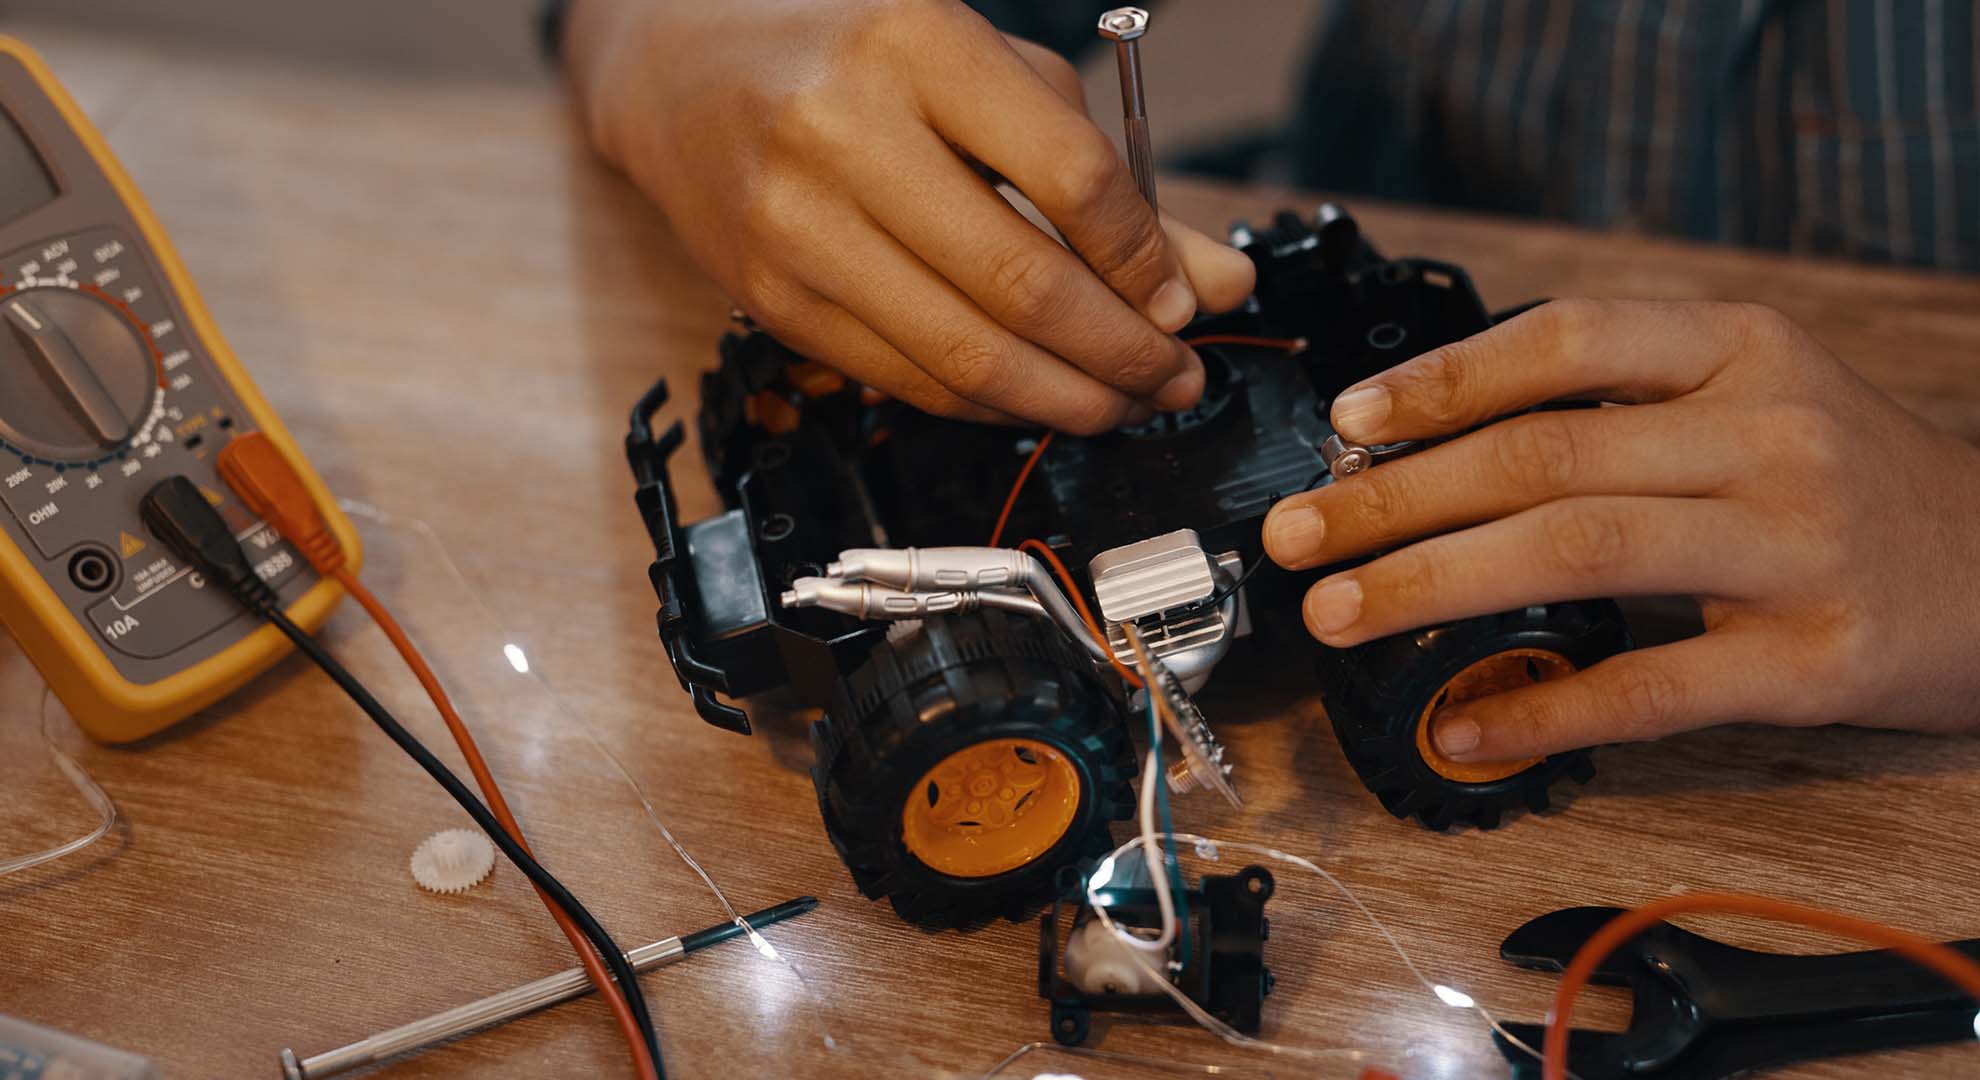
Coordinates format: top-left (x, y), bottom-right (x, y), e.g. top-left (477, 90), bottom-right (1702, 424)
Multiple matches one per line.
top-left (1182, 334), bottom-right (1306, 351)
top-left (1544, 893), bottom-right (1980, 1080)
top-left (334, 568), bottom-right (658, 1080)
top-left (1018, 538), bottom-right (1141, 689)
top-left (988, 430), bottom-right (1053, 548)
top-left (216, 434), bottom-right (658, 1080)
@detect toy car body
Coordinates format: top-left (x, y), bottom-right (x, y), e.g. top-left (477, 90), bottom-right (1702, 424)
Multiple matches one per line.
top-left (627, 205), bottom-right (1631, 926)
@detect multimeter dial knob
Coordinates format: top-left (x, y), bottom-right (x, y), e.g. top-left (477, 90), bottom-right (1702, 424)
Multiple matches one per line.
top-left (0, 285), bottom-right (158, 462)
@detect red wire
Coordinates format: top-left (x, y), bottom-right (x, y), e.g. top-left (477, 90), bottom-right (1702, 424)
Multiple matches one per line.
top-left (1018, 539), bottom-right (1142, 690)
top-left (1544, 893), bottom-right (1980, 1080)
top-left (988, 430), bottom-right (1054, 547)
top-left (1182, 334), bottom-right (1305, 351)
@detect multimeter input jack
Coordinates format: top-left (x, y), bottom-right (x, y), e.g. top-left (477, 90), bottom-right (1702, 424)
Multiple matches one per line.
top-left (66, 545), bottom-right (116, 594)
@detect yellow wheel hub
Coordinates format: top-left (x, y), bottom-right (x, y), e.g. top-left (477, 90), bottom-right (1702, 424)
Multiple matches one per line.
top-left (900, 738), bottom-right (1082, 878)
top-left (1417, 648), bottom-right (1576, 784)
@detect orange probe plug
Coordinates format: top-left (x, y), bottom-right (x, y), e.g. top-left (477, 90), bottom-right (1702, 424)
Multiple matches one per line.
top-left (216, 433), bottom-right (343, 575)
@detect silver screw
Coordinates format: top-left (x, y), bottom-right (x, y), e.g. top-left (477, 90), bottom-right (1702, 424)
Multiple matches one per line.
top-left (1097, 7), bottom-right (1157, 211)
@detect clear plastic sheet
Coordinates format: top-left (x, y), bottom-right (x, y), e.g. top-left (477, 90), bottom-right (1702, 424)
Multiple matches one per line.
top-left (338, 500), bottom-right (804, 981)
top-left (0, 689), bottom-right (116, 878)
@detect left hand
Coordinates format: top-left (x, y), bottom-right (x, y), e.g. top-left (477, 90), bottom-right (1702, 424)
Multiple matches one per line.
top-left (1262, 299), bottom-right (1980, 764)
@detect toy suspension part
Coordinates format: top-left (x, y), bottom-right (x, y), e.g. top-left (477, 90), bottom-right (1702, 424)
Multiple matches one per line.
top-left (1040, 864), bottom-right (1276, 1046)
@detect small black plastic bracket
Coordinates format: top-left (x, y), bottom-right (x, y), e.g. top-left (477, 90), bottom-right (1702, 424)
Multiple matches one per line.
top-left (626, 378), bottom-right (752, 734)
top-left (1038, 864), bottom-right (1276, 1046)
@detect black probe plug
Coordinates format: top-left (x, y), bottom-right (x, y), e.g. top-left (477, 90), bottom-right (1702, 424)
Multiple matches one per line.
top-left (140, 475), bottom-right (279, 615)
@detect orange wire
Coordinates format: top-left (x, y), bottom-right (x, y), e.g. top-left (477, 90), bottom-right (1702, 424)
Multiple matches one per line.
top-left (988, 430), bottom-right (1054, 547)
top-left (1182, 334), bottom-right (1305, 351)
top-left (1544, 893), bottom-right (1980, 1080)
top-left (215, 434), bottom-right (656, 1079)
top-left (335, 568), bottom-right (661, 1080)
top-left (1018, 539), bottom-right (1142, 689)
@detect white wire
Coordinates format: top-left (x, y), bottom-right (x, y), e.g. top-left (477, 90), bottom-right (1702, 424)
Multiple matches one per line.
top-left (1109, 691), bottom-right (1179, 954)
top-left (1085, 831), bottom-right (1569, 1076)
top-left (0, 689), bottom-right (116, 878)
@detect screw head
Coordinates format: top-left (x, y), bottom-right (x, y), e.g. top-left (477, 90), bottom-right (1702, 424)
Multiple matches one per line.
top-left (1097, 7), bottom-right (1149, 40)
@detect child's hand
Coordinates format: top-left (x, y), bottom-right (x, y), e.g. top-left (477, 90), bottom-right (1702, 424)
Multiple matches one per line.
top-left (1263, 300), bottom-right (1980, 762)
top-left (566, 0), bottom-right (1255, 432)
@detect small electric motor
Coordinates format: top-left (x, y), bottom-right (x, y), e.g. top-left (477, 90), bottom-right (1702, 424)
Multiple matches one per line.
top-left (1038, 862), bottom-right (1276, 1046)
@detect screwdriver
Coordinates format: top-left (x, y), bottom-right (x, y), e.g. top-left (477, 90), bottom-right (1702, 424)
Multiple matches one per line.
top-left (279, 896), bottom-right (817, 1079)
top-left (1098, 7), bottom-right (1157, 210)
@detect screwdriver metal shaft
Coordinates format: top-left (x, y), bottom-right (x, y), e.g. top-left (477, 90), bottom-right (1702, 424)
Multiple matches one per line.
top-left (278, 896), bottom-right (817, 1079)
top-left (1098, 7), bottom-right (1157, 210)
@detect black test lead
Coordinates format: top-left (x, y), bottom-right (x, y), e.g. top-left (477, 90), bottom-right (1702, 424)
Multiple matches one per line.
top-left (136, 474), bottom-right (667, 1077)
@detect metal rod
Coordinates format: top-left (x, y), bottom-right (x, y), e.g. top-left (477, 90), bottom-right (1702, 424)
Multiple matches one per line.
top-left (1098, 7), bottom-right (1157, 210)
top-left (279, 896), bottom-right (818, 1079)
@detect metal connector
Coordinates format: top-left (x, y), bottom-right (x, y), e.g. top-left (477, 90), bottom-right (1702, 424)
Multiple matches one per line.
top-left (780, 578), bottom-right (1050, 623)
top-left (821, 546), bottom-right (1103, 664)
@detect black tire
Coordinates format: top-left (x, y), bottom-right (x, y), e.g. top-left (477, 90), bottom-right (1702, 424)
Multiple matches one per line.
top-left (1318, 600), bottom-right (1632, 831)
top-left (812, 610), bottom-right (1138, 928)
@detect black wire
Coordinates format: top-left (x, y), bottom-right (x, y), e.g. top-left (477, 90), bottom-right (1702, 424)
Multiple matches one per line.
top-left (1202, 553), bottom-right (1268, 613)
top-left (262, 608), bottom-right (666, 1075)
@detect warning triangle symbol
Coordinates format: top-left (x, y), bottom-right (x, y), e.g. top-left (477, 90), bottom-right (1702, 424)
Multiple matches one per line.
top-left (119, 530), bottom-right (146, 558)
top-left (199, 485), bottom-right (224, 507)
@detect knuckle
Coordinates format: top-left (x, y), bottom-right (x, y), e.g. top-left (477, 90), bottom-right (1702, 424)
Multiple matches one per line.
top-left (767, 84), bottom-right (853, 155)
top-left (846, 0), bottom-right (940, 51)
top-left (984, 244), bottom-right (1075, 328)
top-left (1544, 502), bottom-right (1633, 581)
top-left (1340, 470), bottom-right (1414, 544)
top-left (1407, 343), bottom-right (1484, 429)
top-left (1770, 400), bottom-right (1845, 471)
top-left (1608, 662), bottom-right (1687, 741)
top-left (1534, 297), bottom-right (1600, 341)
top-left (1494, 416), bottom-right (1583, 494)
top-left (1046, 131), bottom-right (1121, 213)
top-left (933, 332), bottom-right (1019, 401)
top-left (737, 177), bottom-right (803, 241)
top-left (1494, 693), bottom-right (1566, 755)
top-left (1376, 547), bottom-right (1443, 613)
top-left (1797, 602), bottom-right (1880, 716)
top-left (1730, 301), bottom-right (1800, 352)
top-left (733, 260), bottom-right (800, 322)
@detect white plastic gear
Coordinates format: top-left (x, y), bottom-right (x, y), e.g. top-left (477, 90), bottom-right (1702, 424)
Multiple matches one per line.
top-left (409, 828), bottom-right (496, 894)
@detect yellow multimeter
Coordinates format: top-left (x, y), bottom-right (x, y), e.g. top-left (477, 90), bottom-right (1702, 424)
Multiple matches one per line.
top-left (0, 38), bottom-right (359, 742)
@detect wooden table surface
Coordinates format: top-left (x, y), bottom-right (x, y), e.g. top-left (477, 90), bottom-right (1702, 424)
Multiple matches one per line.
top-left (5, 13), bottom-right (1980, 1080)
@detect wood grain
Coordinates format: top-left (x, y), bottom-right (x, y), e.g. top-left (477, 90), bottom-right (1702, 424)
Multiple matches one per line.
top-left (5, 15), bottom-right (1980, 1080)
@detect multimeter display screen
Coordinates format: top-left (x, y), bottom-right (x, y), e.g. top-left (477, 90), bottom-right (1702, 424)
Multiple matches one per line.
top-left (0, 106), bottom-right (57, 227)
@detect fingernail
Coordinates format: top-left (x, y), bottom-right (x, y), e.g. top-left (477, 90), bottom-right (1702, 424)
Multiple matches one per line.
top-left (1304, 577), bottom-right (1361, 637)
top-left (1265, 505), bottom-right (1324, 560)
top-left (1330, 385), bottom-right (1390, 439)
top-left (1148, 277), bottom-right (1197, 333)
top-left (1434, 710), bottom-right (1481, 758)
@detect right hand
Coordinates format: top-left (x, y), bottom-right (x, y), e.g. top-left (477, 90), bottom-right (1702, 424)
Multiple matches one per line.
top-left (565, 0), bottom-right (1256, 432)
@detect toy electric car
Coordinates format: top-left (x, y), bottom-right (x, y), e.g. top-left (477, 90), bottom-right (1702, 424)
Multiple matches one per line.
top-left (626, 205), bottom-right (1632, 927)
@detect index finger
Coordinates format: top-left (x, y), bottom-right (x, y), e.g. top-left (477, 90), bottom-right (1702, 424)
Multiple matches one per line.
top-left (914, 20), bottom-right (1197, 333)
top-left (1327, 299), bottom-right (1770, 445)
